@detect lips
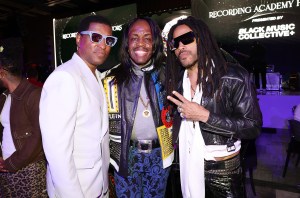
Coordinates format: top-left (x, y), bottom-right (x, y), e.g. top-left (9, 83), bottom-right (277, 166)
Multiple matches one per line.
top-left (95, 49), bottom-right (106, 56)
top-left (134, 50), bottom-right (148, 56)
top-left (129, 47), bottom-right (152, 64)
top-left (133, 47), bottom-right (148, 56)
top-left (179, 51), bottom-right (190, 59)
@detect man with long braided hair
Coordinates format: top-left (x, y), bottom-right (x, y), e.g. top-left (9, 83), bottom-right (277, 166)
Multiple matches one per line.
top-left (166, 16), bottom-right (262, 197)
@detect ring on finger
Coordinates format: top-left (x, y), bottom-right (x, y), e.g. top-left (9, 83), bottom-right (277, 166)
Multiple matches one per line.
top-left (177, 107), bottom-right (182, 113)
top-left (180, 113), bottom-right (185, 119)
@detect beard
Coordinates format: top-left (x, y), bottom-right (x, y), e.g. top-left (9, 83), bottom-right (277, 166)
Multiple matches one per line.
top-left (177, 50), bottom-right (198, 69)
top-left (181, 58), bottom-right (198, 69)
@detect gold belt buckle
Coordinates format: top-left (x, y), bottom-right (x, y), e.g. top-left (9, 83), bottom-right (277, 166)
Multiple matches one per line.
top-left (137, 140), bottom-right (152, 153)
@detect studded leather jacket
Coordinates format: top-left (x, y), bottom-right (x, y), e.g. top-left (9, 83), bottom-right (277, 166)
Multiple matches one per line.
top-left (172, 63), bottom-right (262, 146)
top-left (105, 64), bottom-right (164, 177)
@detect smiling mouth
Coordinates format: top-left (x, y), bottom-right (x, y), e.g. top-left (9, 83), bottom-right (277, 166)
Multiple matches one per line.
top-left (134, 50), bottom-right (148, 56)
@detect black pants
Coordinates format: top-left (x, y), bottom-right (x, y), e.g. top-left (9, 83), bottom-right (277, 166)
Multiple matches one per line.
top-left (204, 154), bottom-right (245, 198)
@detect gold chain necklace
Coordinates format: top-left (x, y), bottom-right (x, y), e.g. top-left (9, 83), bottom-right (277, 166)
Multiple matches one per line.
top-left (139, 95), bottom-right (150, 118)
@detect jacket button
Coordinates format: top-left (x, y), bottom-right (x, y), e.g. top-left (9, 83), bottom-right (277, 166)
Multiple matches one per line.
top-left (26, 133), bottom-right (28, 135)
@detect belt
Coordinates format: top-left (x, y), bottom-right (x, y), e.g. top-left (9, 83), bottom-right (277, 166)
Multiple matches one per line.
top-left (130, 139), bottom-right (160, 153)
top-left (214, 150), bottom-right (240, 161)
top-left (205, 153), bottom-right (241, 175)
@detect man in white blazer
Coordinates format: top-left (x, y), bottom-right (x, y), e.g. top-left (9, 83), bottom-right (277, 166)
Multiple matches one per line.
top-left (39, 15), bottom-right (118, 198)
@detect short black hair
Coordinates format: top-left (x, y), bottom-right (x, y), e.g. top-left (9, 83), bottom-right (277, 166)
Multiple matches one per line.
top-left (77, 15), bottom-right (112, 32)
top-left (0, 55), bottom-right (22, 76)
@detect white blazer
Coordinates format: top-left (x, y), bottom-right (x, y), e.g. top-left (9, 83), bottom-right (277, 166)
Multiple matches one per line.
top-left (39, 53), bottom-right (109, 198)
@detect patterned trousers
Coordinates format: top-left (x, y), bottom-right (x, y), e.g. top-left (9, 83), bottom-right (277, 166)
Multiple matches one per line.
top-left (114, 147), bottom-right (170, 198)
top-left (0, 160), bottom-right (47, 198)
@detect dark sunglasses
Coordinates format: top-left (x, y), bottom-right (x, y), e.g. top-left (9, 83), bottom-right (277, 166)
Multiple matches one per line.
top-left (80, 31), bottom-right (118, 47)
top-left (169, 31), bottom-right (196, 51)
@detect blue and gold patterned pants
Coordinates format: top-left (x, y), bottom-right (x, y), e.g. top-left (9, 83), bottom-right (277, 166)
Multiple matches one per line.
top-left (114, 147), bottom-right (171, 198)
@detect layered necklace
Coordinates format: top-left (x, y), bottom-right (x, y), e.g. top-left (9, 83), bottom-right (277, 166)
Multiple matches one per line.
top-left (139, 95), bottom-right (150, 118)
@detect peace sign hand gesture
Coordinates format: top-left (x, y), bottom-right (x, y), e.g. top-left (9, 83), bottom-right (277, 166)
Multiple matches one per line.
top-left (167, 91), bottom-right (210, 123)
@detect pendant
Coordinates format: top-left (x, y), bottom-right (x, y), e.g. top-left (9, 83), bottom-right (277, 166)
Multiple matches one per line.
top-left (161, 106), bottom-right (173, 128)
top-left (142, 110), bottom-right (150, 118)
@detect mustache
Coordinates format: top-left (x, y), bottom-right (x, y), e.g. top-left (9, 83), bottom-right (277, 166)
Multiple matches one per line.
top-left (178, 49), bottom-right (190, 57)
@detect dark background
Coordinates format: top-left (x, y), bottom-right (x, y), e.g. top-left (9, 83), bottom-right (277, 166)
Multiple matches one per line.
top-left (0, 0), bottom-right (299, 81)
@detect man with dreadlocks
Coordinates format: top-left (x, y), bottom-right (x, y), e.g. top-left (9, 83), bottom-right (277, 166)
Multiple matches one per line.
top-left (166, 16), bottom-right (262, 197)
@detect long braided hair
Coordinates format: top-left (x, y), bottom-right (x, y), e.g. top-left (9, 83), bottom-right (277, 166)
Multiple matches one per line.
top-left (165, 16), bottom-right (227, 99)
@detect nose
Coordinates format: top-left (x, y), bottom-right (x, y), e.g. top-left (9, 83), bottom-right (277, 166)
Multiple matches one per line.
top-left (177, 41), bottom-right (185, 50)
top-left (137, 39), bottom-right (145, 47)
top-left (98, 38), bottom-right (107, 49)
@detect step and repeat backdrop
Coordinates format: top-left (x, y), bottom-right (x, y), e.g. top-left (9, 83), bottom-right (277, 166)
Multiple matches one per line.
top-left (53, 1), bottom-right (300, 72)
top-left (200, 0), bottom-right (300, 71)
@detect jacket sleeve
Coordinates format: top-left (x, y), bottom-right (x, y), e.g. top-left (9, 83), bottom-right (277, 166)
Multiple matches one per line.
top-left (4, 88), bottom-right (44, 172)
top-left (201, 75), bottom-right (262, 140)
top-left (39, 71), bottom-right (84, 197)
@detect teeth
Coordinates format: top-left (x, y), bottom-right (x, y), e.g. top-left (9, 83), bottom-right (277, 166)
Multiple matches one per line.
top-left (135, 51), bottom-right (147, 56)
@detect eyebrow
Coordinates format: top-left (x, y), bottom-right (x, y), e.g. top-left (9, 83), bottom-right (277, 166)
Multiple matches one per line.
top-left (130, 31), bottom-right (152, 36)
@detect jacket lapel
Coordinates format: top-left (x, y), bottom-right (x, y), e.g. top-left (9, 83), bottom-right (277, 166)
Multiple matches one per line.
top-left (74, 54), bottom-right (102, 104)
top-left (97, 71), bottom-right (109, 136)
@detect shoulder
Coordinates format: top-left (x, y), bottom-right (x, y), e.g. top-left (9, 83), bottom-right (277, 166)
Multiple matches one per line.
top-left (27, 82), bottom-right (42, 96)
top-left (222, 63), bottom-right (250, 82)
top-left (56, 58), bottom-right (80, 75)
top-left (45, 60), bottom-right (80, 86)
top-left (107, 64), bottom-right (124, 77)
top-left (101, 63), bottom-right (121, 79)
top-left (149, 63), bottom-right (166, 84)
top-left (12, 79), bottom-right (41, 99)
top-left (53, 53), bottom-right (87, 77)
top-left (105, 64), bottom-right (129, 84)
top-left (42, 69), bottom-right (79, 99)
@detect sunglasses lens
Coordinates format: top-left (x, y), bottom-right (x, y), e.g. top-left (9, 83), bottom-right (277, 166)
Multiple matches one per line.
top-left (173, 41), bottom-right (179, 49)
top-left (172, 32), bottom-right (195, 50)
top-left (91, 33), bottom-right (103, 43)
top-left (105, 36), bottom-right (116, 47)
top-left (181, 36), bottom-right (195, 45)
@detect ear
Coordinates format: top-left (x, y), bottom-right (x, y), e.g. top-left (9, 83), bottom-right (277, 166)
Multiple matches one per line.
top-left (0, 69), bottom-right (7, 79)
top-left (76, 33), bottom-right (81, 48)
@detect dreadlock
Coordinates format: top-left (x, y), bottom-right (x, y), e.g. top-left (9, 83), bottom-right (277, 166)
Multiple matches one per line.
top-left (166, 16), bottom-right (227, 98)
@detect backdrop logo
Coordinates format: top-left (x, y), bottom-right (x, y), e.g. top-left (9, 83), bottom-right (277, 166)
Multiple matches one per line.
top-left (238, 23), bottom-right (295, 40)
top-left (209, 0), bottom-right (299, 19)
top-left (112, 25), bottom-right (122, 31)
top-left (62, 25), bottom-right (122, 40)
top-left (62, 32), bottom-right (77, 39)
